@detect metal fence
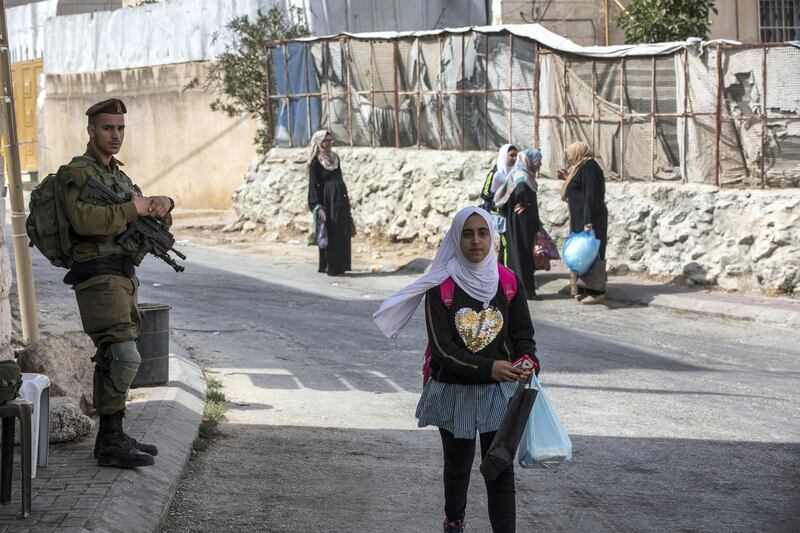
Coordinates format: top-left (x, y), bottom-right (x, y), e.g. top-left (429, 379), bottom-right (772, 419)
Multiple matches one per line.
top-left (266, 29), bottom-right (800, 188)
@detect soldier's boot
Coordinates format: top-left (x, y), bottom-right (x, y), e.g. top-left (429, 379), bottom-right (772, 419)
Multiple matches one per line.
top-left (93, 411), bottom-right (159, 458)
top-left (96, 412), bottom-right (155, 468)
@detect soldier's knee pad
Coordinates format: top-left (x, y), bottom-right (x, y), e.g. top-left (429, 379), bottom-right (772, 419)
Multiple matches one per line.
top-left (107, 341), bottom-right (141, 393)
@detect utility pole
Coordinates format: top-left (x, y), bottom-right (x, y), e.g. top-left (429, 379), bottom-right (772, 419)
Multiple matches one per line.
top-left (0, 0), bottom-right (39, 344)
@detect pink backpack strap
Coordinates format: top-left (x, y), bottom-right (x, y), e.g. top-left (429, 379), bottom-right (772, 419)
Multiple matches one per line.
top-left (497, 264), bottom-right (518, 301)
top-left (439, 277), bottom-right (456, 308)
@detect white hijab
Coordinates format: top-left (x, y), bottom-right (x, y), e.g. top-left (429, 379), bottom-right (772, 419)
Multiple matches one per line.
top-left (373, 207), bottom-right (500, 338)
top-left (490, 144), bottom-right (516, 194)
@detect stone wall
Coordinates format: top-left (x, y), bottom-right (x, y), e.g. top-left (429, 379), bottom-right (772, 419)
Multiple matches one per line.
top-left (233, 147), bottom-right (800, 294)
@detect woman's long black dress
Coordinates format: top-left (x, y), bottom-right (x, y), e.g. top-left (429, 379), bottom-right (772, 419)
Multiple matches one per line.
top-left (565, 159), bottom-right (608, 260)
top-left (565, 159), bottom-right (608, 296)
top-left (502, 183), bottom-right (541, 298)
top-left (308, 158), bottom-right (352, 276)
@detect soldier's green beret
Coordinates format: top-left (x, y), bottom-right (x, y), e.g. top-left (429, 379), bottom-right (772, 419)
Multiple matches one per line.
top-left (85, 98), bottom-right (127, 117)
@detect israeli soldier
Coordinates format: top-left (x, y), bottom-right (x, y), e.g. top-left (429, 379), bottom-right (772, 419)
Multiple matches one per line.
top-left (60, 98), bottom-right (174, 468)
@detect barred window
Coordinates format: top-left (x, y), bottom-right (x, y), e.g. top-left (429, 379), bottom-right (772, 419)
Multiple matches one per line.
top-left (760, 0), bottom-right (800, 41)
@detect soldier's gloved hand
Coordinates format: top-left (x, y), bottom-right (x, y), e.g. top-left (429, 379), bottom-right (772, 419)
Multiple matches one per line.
top-left (146, 196), bottom-right (174, 218)
top-left (131, 192), bottom-right (152, 216)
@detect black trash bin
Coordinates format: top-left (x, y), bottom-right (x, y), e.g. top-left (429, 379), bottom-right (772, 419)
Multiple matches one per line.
top-left (132, 303), bottom-right (171, 388)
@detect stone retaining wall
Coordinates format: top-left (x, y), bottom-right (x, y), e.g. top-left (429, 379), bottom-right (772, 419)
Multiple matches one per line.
top-left (233, 148), bottom-right (800, 295)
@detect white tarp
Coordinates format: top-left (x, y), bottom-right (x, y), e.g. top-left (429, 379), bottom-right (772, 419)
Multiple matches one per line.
top-left (7, 0), bottom-right (58, 63)
top-left (43, 0), bottom-right (489, 75)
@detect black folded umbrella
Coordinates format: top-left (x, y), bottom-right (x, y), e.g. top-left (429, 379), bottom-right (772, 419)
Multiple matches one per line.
top-left (480, 379), bottom-right (538, 481)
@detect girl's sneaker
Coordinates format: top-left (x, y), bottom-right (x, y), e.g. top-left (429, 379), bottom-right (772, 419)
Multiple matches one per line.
top-left (442, 518), bottom-right (465, 533)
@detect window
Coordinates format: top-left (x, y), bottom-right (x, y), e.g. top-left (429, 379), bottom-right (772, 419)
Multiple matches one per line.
top-left (760, 0), bottom-right (800, 41)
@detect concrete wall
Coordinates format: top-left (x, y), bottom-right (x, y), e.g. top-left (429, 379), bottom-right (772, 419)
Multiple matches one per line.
top-left (43, 61), bottom-right (258, 208)
top-left (234, 147), bottom-right (800, 295)
top-left (492, 0), bottom-right (626, 45)
top-left (494, 0), bottom-right (762, 45)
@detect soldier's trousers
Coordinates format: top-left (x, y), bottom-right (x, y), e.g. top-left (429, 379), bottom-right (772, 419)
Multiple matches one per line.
top-left (73, 274), bottom-right (141, 416)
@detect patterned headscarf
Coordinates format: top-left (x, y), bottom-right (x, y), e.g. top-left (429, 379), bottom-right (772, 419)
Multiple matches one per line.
top-left (308, 130), bottom-right (340, 171)
top-left (561, 142), bottom-right (593, 200)
top-left (494, 148), bottom-right (542, 208)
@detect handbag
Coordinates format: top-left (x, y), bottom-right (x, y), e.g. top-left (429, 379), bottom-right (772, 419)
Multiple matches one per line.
top-left (518, 375), bottom-right (573, 469)
top-left (480, 378), bottom-right (538, 481)
top-left (576, 258), bottom-right (607, 292)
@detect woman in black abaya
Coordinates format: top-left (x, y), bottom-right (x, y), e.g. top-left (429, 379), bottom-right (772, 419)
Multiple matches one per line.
top-left (495, 148), bottom-right (543, 300)
top-left (307, 130), bottom-right (353, 276)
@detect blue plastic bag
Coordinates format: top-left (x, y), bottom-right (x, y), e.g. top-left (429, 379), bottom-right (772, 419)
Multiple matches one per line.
top-left (562, 230), bottom-right (601, 275)
top-left (518, 375), bottom-right (573, 469)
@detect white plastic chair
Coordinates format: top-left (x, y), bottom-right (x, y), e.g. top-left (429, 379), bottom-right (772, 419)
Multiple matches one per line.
top-left (19, 373), bottom-right (50, 479)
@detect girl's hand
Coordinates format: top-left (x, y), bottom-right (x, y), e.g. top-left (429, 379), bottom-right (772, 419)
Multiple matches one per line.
top-left (491, 360), bottom-right (524, 382)
top-left (513, 203), bottom-right (525, 215)
top-left (557, 169), bottom-right (567, 180)
top-left (318, 208), bottom-right (327, 222)
top-left (584, 224), bottom-right (593, 233)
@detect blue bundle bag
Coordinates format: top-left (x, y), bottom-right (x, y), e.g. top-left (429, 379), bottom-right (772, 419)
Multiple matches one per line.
top-left (562, 230), bottom-right (601, 275)
top-left (316, 220), bottom-right (328, 250)
top-left (518, 375), bottom-right (573, 469)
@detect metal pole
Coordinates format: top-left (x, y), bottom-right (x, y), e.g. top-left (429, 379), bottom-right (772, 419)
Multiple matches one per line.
top-left (682, 49), bottom-right (689, 183)
top-left (345, 38), bottom-right (353, 146)
top-left (324, 41), bottom-right (332, 133)
top-left (282, 44), bottom-right (293, 147)
top-left (484, 35), bottom-right (489, 149)
top-left (591, 60), bottom-right (597, 153)
top-left (651, 57), bottom-right (656, 180)
top-left (304, 44), bottom-right (312, 143)
top-left (760, 45), bottom-right (767, 189)
top-left (508, 34), bottom-right (513, 145)
top-left (438, 36), bottom-right (443, 150)
top-left (534, 43), bottom-right (540, 148)
top-left (393, 41), bottom-right (401, 148)
top-left (562, 54), bottom-right (568, 162)
top-left (604, 0), bottom-right (610, 46)
top-left (0, 0), bottom-right (38, 344)
top-left (265, 45), bottom-right (274, 146)
top-left (369, 41), bottom-right (376, 148)
top-left (460, 33), bottom-right (465, 151)
top-left (619, 57), bottom-right (626, 181)
top-left (715, 43), bottom-right (722, 187)
top-left (416, 38), bottom-right (421, 149)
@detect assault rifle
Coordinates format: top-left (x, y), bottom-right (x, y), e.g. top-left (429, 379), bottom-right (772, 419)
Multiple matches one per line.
top-left (78, 176), bottom-right (187, 272)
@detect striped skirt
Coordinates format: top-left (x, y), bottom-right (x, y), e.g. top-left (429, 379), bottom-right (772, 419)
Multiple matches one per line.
top-left (416, 379), bottom-right (516, 439)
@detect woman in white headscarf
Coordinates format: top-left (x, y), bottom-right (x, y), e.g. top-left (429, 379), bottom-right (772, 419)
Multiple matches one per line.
top-left (479, 144), bottom-right (518, 265)
top-left (494, 148), bottom-right (543, 300)
top-left (307, 130), bottom-right (354, 276)
top-left (373, 206), bottom-right (539, 533)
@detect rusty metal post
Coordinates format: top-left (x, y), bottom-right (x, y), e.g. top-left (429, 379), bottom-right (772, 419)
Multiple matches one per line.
top-left (438, 36), bottom-right (444, 150)
top-left (323, 41), bottom-right (332, 133)
top-left (591, 60), bottom-right (597, 153)
top-left (393, 41), bottom-right (401, 148)
top-left (369, 41), bottom-right (377, 147)
top-left (562, 54), bottom-right (568, 162)
top-left (304, 44), bottom-right (313, 143)
top-left (484, 35), bottom-right (489, 148)
top-left (345, 38), bottom-right (354, 146)
top-left (265, 44), bottom-right (274, 146)
top-left (619, 57), bottom-right (626, 181)
top-left (761, 45), bottom-right (767, 189)
top-left (534, 43), bottom-right (540, 148)
top-left (508, 33), bottom-right (513, 145)
top-left (416, 38), bottom-right (422, 148)
top-left (715, 43), bottom-right (722, 187)
top-left (460, 33), bottom-right (466, 151)
top-left (283, 44), bottom-right (293, 147)
top-left (682, 49), bottom-right (689, 183)
top-left (651, 56), bottom-right (656, 180)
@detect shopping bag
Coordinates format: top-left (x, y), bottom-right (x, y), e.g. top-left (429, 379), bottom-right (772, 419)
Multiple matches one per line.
top-left (480, 379), bottom-right (538, 481)
top-left (577, 259), bottom-right (607, 292)
top-left (562, 230), bottom-right (600, 275)
top-left (518, 375), bottom-right (572, 469)
top-left (535, 229), bottom-right (559, 260)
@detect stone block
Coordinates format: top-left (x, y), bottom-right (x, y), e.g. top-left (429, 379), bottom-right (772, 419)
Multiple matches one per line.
top-left (49, 396), bottom-right (93, 444)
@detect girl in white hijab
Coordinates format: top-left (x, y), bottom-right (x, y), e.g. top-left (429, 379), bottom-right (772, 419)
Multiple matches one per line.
top-left (374, 206), bottom-right (538, 533)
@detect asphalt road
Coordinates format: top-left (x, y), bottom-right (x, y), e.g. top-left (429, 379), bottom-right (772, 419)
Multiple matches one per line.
top-left (16, 241), bottom-right (800, 532)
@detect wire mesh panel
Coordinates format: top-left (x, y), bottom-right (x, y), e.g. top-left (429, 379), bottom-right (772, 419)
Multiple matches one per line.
top-left (685, 51), bottom-right (719, 184)
top-left (765, 46), bottom-right (800, 187)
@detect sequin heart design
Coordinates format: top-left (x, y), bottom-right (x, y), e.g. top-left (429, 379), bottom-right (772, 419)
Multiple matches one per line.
top-left (454, 307), bottom-right (504, 353)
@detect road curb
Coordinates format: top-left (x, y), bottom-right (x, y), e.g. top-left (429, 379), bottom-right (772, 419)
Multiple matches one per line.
top-left (84, 341), bottom-right (205, 533)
